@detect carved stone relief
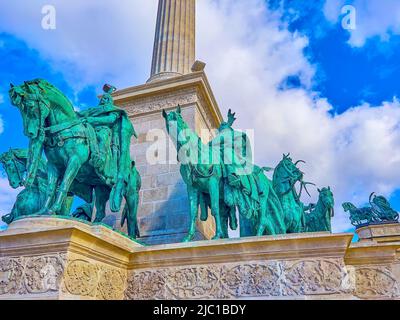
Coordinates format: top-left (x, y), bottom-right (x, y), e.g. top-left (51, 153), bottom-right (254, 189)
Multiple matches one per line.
top-left (355, 266), bottom-right (400, 299)
top-left (62, 259), bottom-right (126, 300)
top-left (119, 88), bottom-right (197, 117)
top-left (124, 258), bottom-right (354, 300)
top-left (0, 254), bottom-right (66, 296)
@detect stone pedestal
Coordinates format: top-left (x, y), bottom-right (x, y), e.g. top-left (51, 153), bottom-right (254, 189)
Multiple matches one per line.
top-left (0, 217), bottom-right (142, 300)
top-left (1, 217), bottom-right (399, 300)
top-left (356, 223), bottom-right (400, 244)
top-left (108, 71), bottom-right (222, 245)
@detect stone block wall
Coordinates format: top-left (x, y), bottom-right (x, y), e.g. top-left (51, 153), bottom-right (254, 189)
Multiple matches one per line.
top-left (103, 75), bottom-right (219, 245)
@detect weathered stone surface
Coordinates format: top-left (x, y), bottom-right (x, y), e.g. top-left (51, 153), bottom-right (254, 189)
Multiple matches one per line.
top-left (0, 254), bottom-right (66, 298)
top-left (62, 258), bottom-right (127, 300)
top-left (356, 223), bottom-right (400, 243)
top-left (1, 217), bottom-right (400, 300)
top-left (125, 258), bottom-right (353, 300)
top-left (142, 187), bottom-right (169, 203)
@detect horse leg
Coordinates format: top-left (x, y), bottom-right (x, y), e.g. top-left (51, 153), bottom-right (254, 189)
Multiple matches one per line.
top-left (183, 187), bottom-right (199, 243)
top-left (124, 175), bottom-right (140, 238)
top-left (35, 163), bottom-right (59, 215)
top-left (2, 202), bottom-right (18, 224)
top-left (50, 157), bottom-right (82, 214)
top-left (93, 186), bottom-right (109, 223)
top-left (220, 202), bottom-right (230, 239)
top-left (257, 198), bottom-right (268, 236)
top-left (210, 178), bottom-right (223, 240)
top-left (59, 193), bottom-right (74, 216)
top-left (199, 193), bottom-right (209, 222)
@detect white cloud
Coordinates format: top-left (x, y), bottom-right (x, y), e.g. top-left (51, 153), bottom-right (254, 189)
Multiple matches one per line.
top-left (196, 0), bottom-right (400, 232)
top-left (0, 0), bottom-right (158, 89)
top-left (323, 0), bottom-right (400, 47)
top-left (0, 0), bottom-right (399, 232)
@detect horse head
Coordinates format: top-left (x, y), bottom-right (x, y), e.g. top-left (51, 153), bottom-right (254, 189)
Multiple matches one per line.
top-left (342, 202), bottom-right (356, 213)
top-left (0, 149), bottom-right (26, 189)
top-left (9, 81), bottom-right (50, 140)
top-left (162, 105), bottom-right (182, 134)
top-left (162, 106), bottom-right (192, 149)
top-left (273, 154), bottom-right (305, 194)
top-left (318, 187), bottom-right (335, 217)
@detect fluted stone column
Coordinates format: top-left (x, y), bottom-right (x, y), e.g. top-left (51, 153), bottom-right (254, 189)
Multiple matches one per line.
top-left (148, 0), bottom-right (196, 82)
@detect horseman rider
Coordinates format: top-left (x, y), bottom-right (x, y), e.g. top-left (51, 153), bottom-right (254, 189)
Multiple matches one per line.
top-left (210, 110), bottom-right (262, 216)
top-left (78, 84), bottom-right (137, 189)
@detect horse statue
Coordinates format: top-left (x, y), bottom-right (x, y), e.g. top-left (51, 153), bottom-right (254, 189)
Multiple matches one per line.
top-left (370, 193), bottom-right (399, 223)
top-left (343, 193), bottom-right (399, 228)
top-left (0, 148), bottom-right (73, 224)
top-left (162, 106), bottom-right (286, 242)
top-left (162, 106), bottom-right (229, 241)
top-left (8, 79), bottom-right (141, 238)
top-left (272, 154), bottom-right (315, 233)
top-left (342, 202), bottom-right (377, 227)
top-left (304, 187), bottom-right (335, 232)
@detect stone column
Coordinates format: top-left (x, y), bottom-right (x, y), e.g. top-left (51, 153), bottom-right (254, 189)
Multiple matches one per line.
top-left (148, 0), bottom-right (196, 82)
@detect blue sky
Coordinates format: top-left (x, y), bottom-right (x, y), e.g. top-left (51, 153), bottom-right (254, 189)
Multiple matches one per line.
top-left (0, 0), bottom-right (399, 233)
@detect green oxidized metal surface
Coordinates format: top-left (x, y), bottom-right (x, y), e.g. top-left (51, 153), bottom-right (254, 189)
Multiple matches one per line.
top-left (343, 192), bottom-right (399, 228)
top-left (7, 80), bottom-right (141, 239)
top-left (163, 106), bottom-right (336, 241)
top-left (7, 79), bottom-right (393, 242)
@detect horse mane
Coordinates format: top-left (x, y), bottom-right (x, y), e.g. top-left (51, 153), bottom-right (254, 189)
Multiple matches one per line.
top-left (176, 113), bottom-right (190, 131)
top-left (28, 79), bottom-right (75, 109)
top-left (176, 113), bottom-right (201, 144)
top-left (273, 159), bottom-right (289, 183)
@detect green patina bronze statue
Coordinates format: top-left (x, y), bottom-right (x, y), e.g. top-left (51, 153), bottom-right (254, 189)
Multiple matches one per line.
top-left (2, 79), bottom-right (340, 243)
top-left (343, 193), bottom-right (399, 228)
top-left (0, 149), bottom-right (73, 224)
top-left (163, 107), bottom-right (296, 241)
top-left (163, 106), bottom-right (229, 241)
top-left (304, 187), bottom-right (335, 232)
top-left (209, 110), bottom-right (286, 237)
top-left (8, 79), bottom-right (141, 238)
top-left (272, 154), bottom-right (315, 233)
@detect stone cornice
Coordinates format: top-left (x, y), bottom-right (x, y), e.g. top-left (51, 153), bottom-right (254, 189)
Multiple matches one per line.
top-left (113, 71), bottom-right (223, 126)
top-left (128, 232), bottom-right (354, 270)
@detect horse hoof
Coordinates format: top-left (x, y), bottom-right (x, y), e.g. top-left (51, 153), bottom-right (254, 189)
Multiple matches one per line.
top-left (94, 215), bottom-right (105, 223)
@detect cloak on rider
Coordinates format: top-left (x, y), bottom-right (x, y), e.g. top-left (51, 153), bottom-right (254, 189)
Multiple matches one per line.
top-left (78, 84), bottom-right (137, 212)
top-left (210, 109), bottom-right (262, 219)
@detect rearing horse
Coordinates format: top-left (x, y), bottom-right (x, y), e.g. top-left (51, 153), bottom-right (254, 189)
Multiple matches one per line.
top-left (9, 79), bottom-right (141, 238)
top-left (273, 154), bottom-right (313, 233)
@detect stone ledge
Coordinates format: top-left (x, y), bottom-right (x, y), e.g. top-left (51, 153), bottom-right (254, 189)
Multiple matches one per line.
top-left (356, 223), bottom-right (400, 244)
top-left (128, 232), bottom-right (354, 269)
top-left (1, 217), bottom-right (400, 300)
top-left (0, 217), bottom-right (143, 268)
